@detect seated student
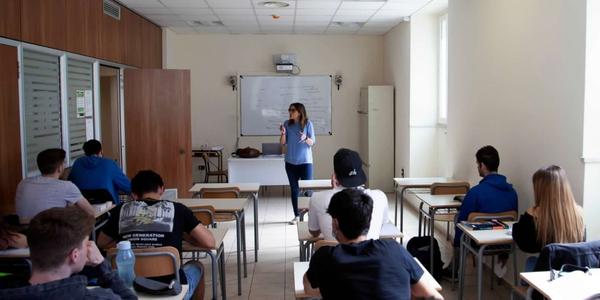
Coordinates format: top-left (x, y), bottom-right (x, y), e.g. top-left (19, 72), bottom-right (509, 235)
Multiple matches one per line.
top-left (308, 148), bottom-right (390, 240)
top-left (304, 189), bottom-right (443, 300)
top-left (98, 170), bottom-right (216, 300)
top-left (512, 165), bottom-right (585, 269)
top-left (0, 219), bottom-right (27, 250)
top-left (453, 145), bottom-right (518, 247)
top-left (0, 206), bottom-right (136, 300)
top-left (15, 148), bottom-right (95, 220)
top-left (69, 139), bottom-right (131, 204)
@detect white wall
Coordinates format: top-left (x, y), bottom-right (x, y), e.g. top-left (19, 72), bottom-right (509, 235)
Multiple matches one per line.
top-left (383, 22), bottom-right (411, 178)
top-left (448, 0), bottom-right (586, 205)
top-left (163, 31), bottom-right (384, 180)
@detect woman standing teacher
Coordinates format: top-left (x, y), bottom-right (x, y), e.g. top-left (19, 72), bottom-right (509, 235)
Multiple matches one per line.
top-left (280, 102), bottom-right (315, 225)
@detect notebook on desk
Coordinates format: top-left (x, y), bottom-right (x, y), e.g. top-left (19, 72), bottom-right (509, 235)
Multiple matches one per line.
top-left (262, 143), bottom-right (282, 156)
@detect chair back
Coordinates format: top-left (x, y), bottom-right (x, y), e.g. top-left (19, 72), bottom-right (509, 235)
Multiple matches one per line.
top-left (534, 240), bottom-right (600, 272)
top-left (81, 189), bottom-right (114, 204)
top-left (467, 210), bottom-right (518, 222)
top-left (192, 205), bottom-right (216, 227)
top-left (314, 240), bottom-right (339, 251)
top-left (430, 182), bottom-right (470, 195)
top-left (106, 246), bottom-right (181, 281)
top-left (198, 187), bottom-right (240, 198)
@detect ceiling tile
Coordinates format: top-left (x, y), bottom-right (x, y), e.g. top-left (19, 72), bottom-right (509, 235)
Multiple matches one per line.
top-left (119, 0), bottom-right (165, 8)
top-left (168, 7), bottom-right (213, 15)
top-left (179, 14), bottom-right (220, 22)
top-left (382, 1), bottom-right (425, 11)
top-left (258, 15), bottom-right (294, 24)
top-left (375, 9), bottom-right (412, 16)
top-left (205, 0), bottom-right (252, 8)
top-left (169, 26), bottom-right (198, 34)
top-left (369, 14), bottom-right (404, 22)
top-left (219, 14), bottom-right (257, 22)
top-left (295, 8), bottom-right (337, 15)
top-left (332, 15), bottom-right (369, 22)
top-left (159, 0), bottom-right (208, 8)
top-left (212, 8), bottom-right (255, 15)
top-left (296, 0), bottom-right (340, 9)
top-left (334, 9), bottom-right (376, 16)
top-left (255, 8), bottom-right (295, 16)
top-left (145, 14), bottom-right (184, 21)
top-left (130, 7), bottom-right (173, 14)
top-left (194, 26), bottom-right (230, 33)
top-left (295, 15), bottom-right (331, 22)
top-left (363, 21), bottom-right (397, 28)
top-left (221, 19), bottom-right (259, 26)
top-left (338, 1), bottom-right (384, 10)
top-left (155, 19), bottom-right (189, 26)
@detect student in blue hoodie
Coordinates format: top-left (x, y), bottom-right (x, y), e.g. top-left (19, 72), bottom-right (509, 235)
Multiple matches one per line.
top-left (453, 145), bottom-right (519, 247)
top-left (69, 140), bottom-right (131, 204)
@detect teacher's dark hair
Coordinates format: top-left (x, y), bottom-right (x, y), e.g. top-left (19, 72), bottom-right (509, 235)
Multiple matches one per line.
top-left (289, 102), bottom-right (308, 129)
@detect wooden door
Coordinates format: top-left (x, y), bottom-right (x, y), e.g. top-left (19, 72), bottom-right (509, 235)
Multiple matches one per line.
top-left (0, 45), bottom-right (22, 213)
top-left (124, 69), bottom-right (191, 197)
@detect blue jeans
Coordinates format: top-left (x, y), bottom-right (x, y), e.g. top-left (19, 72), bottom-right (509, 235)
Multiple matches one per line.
top-left (182, 261), bottom-right (203, 300)
top-left (285, 163), bottom-right (313, 217)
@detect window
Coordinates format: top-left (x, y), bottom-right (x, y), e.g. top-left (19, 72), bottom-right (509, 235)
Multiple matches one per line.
top-left (438, 14), bottom-right (448, 125)
top-left (22, 49), bottom-right (62, 174)
top-left (67, 59), bottom-right (95, 162)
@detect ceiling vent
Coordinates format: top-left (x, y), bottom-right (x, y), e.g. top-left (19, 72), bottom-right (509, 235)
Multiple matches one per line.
top-left (103, 0), bottom-right (121, 20)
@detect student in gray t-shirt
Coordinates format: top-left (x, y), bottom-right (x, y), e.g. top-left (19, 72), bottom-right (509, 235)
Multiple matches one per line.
top-left (15, 149), bottom-right (95, 220)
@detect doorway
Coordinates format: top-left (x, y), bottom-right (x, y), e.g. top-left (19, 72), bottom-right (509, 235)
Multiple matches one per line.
top-left (99, 65), bottom-right (122, 167)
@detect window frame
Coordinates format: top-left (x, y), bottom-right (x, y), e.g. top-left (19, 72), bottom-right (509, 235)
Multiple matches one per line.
top-left (438, 13), bottom-right (449, 125)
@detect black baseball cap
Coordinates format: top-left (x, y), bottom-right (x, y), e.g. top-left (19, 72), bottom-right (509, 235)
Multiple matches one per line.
top-left (334, 148), bottom-right (367, 187)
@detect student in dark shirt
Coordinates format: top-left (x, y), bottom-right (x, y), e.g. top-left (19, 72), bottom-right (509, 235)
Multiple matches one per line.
top-left (303, 189), bottom-right (443, 300)
top-left (512, 165), bottom-right (585, 270)
top-left (0, 206), bottom-right (136, 300)
top-left (98, 170), bottom-right (215, 300)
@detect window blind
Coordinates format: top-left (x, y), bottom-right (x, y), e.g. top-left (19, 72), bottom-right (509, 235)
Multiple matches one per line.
top-left (67, 59), bottom-right (94, 163)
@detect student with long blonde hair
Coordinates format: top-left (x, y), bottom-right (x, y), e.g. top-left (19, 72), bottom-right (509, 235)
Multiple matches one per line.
top-left (512, 165), bottom-right (585, 264)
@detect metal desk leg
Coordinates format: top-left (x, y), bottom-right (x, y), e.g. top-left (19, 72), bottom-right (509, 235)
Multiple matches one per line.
top-left (206, 250), bottom-right (218, 300)
top-left (252, 192), bottom-right (259, 262)
top-left (477, 245), bottom-right (487, 300)
top-left (429, 207), bottom-right (436, 274)
top-left (458, 234), bottom-right (468, 300)
top-left (241, 210), bottom-right (247, 278)
top-left (234, 212), bottom-right (242, 295)
top-left (218, 244), bottom-right (226, 300)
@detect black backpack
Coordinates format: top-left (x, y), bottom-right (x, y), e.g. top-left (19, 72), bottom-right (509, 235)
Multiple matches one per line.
top-left (406, 236), bottom-right (444, 280)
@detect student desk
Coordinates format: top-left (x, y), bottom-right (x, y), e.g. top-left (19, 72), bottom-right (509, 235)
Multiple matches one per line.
top-left (520, 269), bottom-right (600, 300)
top-left (298, 179), bottom-right (332, 192)
top-left (0, 247), bottom-right (29, 258)
top-left (189, 183), bottom-right (260, 263)
top-left (293, 257), bottom-right (442, 299)
top-left (182, 227), bottom-right (228, 300)
top-left (91, 202), bottom-right (115, 241)
top-left (177, 198), bottom-right (246, 296)
top-left (414, 193), bottom-right (462, 274)
top-left (393, 177), bottom-right (460, 238)
top-left (457, 222), bottom-right (517, 300)
top-left (228, 156), bottom-right (288, 186)
top-left (296, 222), bottom-right (403, 262)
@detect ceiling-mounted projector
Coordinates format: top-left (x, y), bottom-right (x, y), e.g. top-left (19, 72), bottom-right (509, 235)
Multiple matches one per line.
top-left (273, 54), bottom-right (297, 73)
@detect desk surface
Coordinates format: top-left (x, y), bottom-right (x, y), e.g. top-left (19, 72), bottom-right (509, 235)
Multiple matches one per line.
top-left (414, 193), bottom-right (463, 208)
top-left (176, 198), bottom-right (247, 212)
top-left (394, 177), bottom-right (461, 188)
top-left (380, 223), bottom-right (403, 239)
top-left (228, 155), bottom-right (284, 161)
top-left (93, 202), bottom-right (115, 218)
top-left (299, 179), bottom-right (332, 189)
top-left (137, 284), bottom-right (189, 300)
top-left (457, 222), bottom-right (515, 245)
top-left (520, 269), bottom-right (600, 300)
top-left (189, 183), bottom-right (260, 193)
top-left (0, 247), bottom-right (30, 258)
top-left (294, 257), bottom-right (442, 298)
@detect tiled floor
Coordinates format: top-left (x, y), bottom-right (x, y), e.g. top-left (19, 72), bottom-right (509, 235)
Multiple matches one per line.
top-left (190, 191), bottom-right (514, 300)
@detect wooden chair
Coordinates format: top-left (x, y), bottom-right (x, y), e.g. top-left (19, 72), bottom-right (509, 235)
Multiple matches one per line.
top-left (314, 240), bottom-right (339, 252)
top-left (191, 205), bottom-right (217, 228)
top-left (200, 152), bottom-right (228, 183)
top-left (421, 182), bottom-right (470, 240)
top-left (106, 246), bottom-right (181, 283)
top-left (197, 187), bottom-right (240, 223)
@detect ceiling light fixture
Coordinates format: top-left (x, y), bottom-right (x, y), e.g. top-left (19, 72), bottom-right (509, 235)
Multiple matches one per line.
top-left (332, 22), bottom-right (364, 29)
top-left (260, 1), bottom-right (290, 8)
top-left (191, 20), bottom-right (224, 27)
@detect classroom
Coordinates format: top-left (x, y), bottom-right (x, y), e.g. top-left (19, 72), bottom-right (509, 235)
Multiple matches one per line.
top-left (0, 0), bottom-right (599, 299)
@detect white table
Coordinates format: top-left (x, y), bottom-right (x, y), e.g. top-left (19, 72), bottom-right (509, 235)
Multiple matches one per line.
top-left (393, 177), bottom-right (460, 237)
top-left (457, 222), bottom-right (517, 300)
top-left (299, 179), bottom-right (332, 191)
top-left (293, 257), bottom-right (442, 299)
top-left (177, 198), bottom-right (247, 296)
top-left (189, 183), bottom-right (260, 262)
top-left (520, 269), bottom-right (600, 300)
top-left (0, 247), bottom-right (29, 258)
top-left (228, 155), bottom-right (288, 186)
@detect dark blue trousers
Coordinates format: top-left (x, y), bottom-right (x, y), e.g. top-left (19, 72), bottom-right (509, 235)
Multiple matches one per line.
top-left (285, 163), bottom-right (313, 217)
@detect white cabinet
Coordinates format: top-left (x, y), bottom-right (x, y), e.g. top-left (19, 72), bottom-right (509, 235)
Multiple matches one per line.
top-left (358, 86), bottom-right (394, 192)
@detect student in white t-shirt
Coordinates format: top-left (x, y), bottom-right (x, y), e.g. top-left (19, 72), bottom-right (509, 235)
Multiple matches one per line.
top-left (308, 148), bottom-right (391, 240)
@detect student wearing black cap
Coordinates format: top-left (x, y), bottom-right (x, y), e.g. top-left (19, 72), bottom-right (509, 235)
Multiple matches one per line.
top-left (307, 148), bottom-right (391, 240)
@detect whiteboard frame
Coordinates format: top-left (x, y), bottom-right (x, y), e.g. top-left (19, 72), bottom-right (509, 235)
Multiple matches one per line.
top-left (238, 74), bottom-right (333, 136)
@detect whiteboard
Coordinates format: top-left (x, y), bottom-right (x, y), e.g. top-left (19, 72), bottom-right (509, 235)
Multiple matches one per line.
top-left (240, 75), bottom-right (332, 136)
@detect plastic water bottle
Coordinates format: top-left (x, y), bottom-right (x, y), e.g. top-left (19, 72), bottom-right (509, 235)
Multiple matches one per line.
top-left (116, 241), bottom-right (136, 288)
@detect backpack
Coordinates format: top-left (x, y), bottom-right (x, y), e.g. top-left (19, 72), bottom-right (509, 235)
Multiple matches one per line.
top-left (406, 236), bottom-right (444, 280)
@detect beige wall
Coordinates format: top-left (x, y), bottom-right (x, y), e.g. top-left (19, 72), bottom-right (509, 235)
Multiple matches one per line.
top-left (383, 22), bottom-right (411, 178)
top-left (164, 31), bottom-right (384, 179)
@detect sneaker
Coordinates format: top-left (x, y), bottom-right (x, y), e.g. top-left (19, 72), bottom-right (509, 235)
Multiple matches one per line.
top-left (288, 217), bottom-right (298, 225)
